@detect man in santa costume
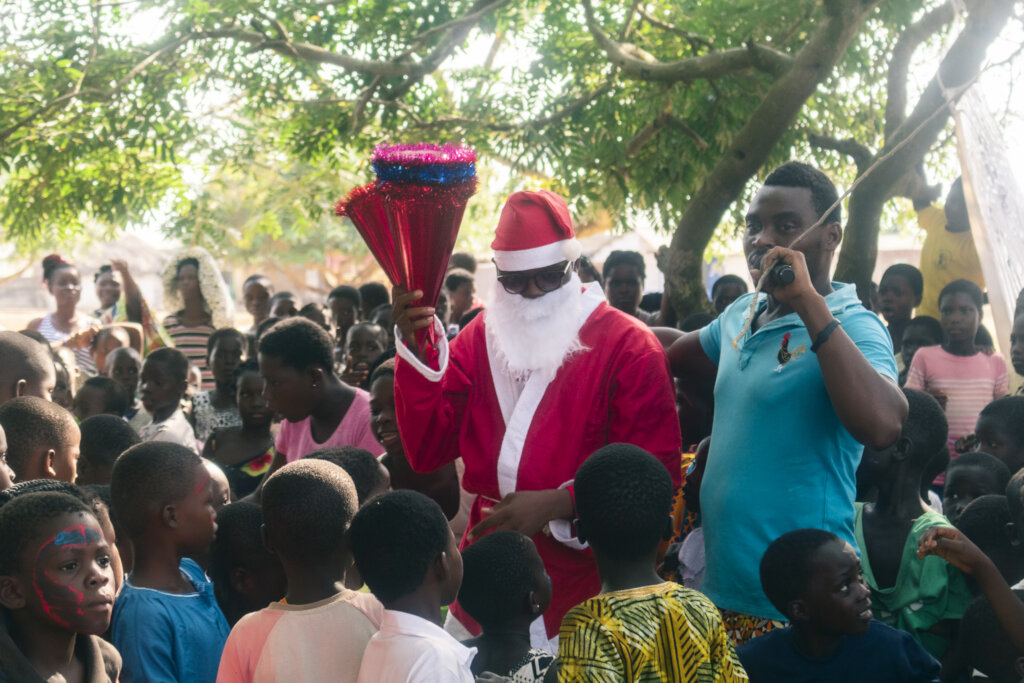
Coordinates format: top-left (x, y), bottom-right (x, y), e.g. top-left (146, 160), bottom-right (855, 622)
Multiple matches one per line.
top-left (392, 189), bottom-right (682, 650)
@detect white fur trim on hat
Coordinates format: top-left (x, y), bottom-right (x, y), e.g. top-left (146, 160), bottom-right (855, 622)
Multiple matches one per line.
top-left (493, 238), bottom-right (582, 272)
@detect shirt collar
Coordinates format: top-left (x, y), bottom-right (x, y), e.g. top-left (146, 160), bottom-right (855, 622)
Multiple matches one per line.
top-left (380, 609), bottom-right (477, 667)
top-left (737, 281), bottom-right (862, 334)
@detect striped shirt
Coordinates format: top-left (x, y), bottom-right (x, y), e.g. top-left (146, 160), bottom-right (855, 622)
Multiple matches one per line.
top-left (38, 313), bottom-right (98, 377)
top-left (906, 345), bottom-right (1008, 475)
top-left (162, 313), bottom-right (215, 390)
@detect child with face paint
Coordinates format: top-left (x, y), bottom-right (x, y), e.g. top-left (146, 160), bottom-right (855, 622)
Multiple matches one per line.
top-left (110, 442), bottom-right (229, 683)
top-left (0, 491), bottom-right (120, 681)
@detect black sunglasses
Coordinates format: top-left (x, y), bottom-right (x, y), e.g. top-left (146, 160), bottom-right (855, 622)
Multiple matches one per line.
top-left (495, 261), bottom-right (573, 295)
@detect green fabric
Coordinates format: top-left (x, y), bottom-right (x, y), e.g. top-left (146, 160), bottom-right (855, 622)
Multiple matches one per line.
top-left (854, 503), bottom-right (972, 660)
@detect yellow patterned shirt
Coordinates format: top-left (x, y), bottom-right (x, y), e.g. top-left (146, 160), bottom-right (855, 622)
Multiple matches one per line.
top-left (557, 582), bottom-right (748, 682)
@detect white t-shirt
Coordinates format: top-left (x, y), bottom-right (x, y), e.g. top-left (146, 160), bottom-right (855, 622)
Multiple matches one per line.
top-left (356, 609), bottom-right (476, 683)
top-left (137, 408), bottom-right (198, 454)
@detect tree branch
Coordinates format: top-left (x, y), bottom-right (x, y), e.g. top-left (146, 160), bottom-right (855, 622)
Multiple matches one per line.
top-left (636, 6), bottom-right (715, 53)
top-left (582, 0), bottom-right (792, 82)
top-left (619, 0), bottom-right (642, 40)
top-left (384, 0), bottom-right (511, 100)
top-left (626, 111), bottom-right (709, 157)
top-left (807, 132), bottom-right (873, 172)
top-left (191, 28), bottom-right (416, 76)
top-left (0, 31), bottom-right (191, 145)
top-left (410, 79), bottom-right (614, 132)
top-left (885, 0), bottom-right (956, 140)
top-left (396, 0), bottom-right (511, 59)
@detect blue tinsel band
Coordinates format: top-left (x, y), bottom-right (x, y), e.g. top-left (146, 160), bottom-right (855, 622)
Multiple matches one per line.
top-left (372, 160), bottom-right (477, 185)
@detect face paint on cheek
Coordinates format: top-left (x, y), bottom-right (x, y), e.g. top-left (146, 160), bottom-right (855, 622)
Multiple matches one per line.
top-left (32, 525), bottom-right (104, 627)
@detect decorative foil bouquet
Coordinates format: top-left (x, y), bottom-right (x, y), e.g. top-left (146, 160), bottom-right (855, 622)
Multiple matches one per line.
top-left (336, 143), bottom-right (478, 363)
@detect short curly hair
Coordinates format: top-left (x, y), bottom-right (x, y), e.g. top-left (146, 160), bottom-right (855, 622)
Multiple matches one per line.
top-left (0, 491), bottom-right (93, 574)
top-left (0, 397), bottom-right (77, 479)
top-left (0, 331), bottom-right (55, 393)
top-left (303, 447), bottom-right (387, 505)
top-left (328, 285), bottom-right (361, 308)
top-left (206, 328), bottom-right (247, 360)
top-left (601, 250), bottom-right (646, 281)
top-left (258, 317), bottom-right (334, 372)
top-left (760, 528), bottom-right (840, 617)
top-left (358, 282), bottom-right (390, 312)
top-left (979, 396), bottom-right (1024, 453)
top-left (947, 451), bottom-right (1011, 493)
top-left (459, 531), bottom-right (540, 629)
top-left (900, 389), bottom-right (948, 470)
top-left (938, 278), bottom-right (984, 314)
top-left (904, 316), bottom-right (943, 345)
top-left (80, 414), bottom-right (140, 473)
top-left (110, 442), bottom-right (202, 539)
top-left (79, 376), bottom-right (130, 417)
top-left (262, 460), bottom-right (358, 563)
top-left (764, 161), bottom-right (841, 225)
top-left (881, 264), bottom-right (924, 300)
top-left (574, 443), bottom-right (673, 559)
top-left (143, 347), bottom-right (190, 384)
top-left (350, 490), bottom-right (450, 604)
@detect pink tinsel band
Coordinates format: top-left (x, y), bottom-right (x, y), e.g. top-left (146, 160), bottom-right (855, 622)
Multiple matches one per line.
top-left (371, 143), bottom-right (476, 166)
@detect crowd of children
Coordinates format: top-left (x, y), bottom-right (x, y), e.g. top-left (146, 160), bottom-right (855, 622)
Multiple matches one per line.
top-left (0, 216), bottom-right (1021, 683)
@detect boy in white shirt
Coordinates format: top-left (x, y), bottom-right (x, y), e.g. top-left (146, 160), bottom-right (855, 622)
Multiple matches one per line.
top-left (137, 348), bottom-right (198, 453)
top-left (351, 490), bottom-right (476, 682)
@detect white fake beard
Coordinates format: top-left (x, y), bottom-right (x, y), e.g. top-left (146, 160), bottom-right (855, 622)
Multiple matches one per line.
top-left (486, 272), bottom-right (586, 381)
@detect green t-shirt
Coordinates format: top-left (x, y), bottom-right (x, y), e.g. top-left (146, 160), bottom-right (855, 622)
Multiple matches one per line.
top-left (854, 503), bottom-right (972, 659)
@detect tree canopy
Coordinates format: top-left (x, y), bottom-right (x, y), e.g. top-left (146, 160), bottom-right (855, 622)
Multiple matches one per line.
top-left (1, 0), bottom-right (1018, 311)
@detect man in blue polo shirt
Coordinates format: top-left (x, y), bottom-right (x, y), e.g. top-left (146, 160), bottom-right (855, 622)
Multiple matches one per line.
top-left (667, 161), bottom-right (908, 643)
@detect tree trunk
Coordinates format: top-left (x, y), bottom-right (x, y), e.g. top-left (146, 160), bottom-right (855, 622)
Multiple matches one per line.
top-left (664, 0), bottom-right (883, 319)
top-left (834, 0), bottom-right (1015, 297)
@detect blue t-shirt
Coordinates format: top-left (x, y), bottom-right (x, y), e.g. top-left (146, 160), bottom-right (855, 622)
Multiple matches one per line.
top-left (736, 621), bottom-right (940, 682)
top-left (698, 283), bottom-right (898, 619)
top-left (112, 558), bottom-right (230, 683)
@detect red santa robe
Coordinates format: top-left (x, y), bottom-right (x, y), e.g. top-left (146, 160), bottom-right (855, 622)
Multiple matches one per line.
top-left (395, 283), bottom-right (682, 645)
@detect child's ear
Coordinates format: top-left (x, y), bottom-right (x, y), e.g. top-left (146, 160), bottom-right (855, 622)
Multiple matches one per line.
top-left (1007, 521), bottom-right (1020, 547)
top-left (788, 598), bottom-right (808, 624)
top-left (892, 437), bottom-right (911, 462)
top-left (44, 448), bottom-right (58, 478)
top-left (14, 379), bottom-right (27, 398)
top-left (162, 503), bottom-right (178, 529)
top-left (572, 518), bottom-right (587, 544)
top-left (434, 550), bottom-right (451, 581)
top-left (308, 366), bottom-right (324, 388)
top-left (662, 515), bottom-right (674, 541)
top-left (526, 590), bottom-right (542, 616)
top-left (0, 576), bottom-right (27, 610)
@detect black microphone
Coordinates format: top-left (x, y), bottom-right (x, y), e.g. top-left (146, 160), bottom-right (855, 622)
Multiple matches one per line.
top-left (768, 262), bottom-right (795, 287)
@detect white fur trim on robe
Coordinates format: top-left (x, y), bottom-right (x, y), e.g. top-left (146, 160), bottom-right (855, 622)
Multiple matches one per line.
top-left (393, 317), bottom-right (449, 382)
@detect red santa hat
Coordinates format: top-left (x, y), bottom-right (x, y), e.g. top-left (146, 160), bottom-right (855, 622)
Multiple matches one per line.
top-left (491, 190), bottom-right (583, 271)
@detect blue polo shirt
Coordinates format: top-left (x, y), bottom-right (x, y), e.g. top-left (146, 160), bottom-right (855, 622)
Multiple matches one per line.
top-left (698, 282), bottom-right (897, 620)
top-left (112, 558), bottom-right (230, 683)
